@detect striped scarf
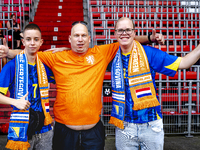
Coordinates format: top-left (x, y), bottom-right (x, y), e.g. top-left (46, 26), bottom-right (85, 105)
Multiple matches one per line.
top-left (6, 51), bottom-right (52, 150)
top-left (109, 40), bottom-right (160, 129)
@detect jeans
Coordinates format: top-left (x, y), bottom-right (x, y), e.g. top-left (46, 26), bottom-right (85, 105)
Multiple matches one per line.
top-left (115, 119), bottom-right (164, 150)
top-left (28, 129), bottom-right (53, 150)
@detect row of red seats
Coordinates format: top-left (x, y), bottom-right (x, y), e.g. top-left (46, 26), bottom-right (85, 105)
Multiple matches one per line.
top-left (93, 19), bottom-right (200, 28)
top-left (90, 0), bottom-right (180, 6)
top-left (102, 95), bottom-right (200, 115)
top-left (91, 7), bottom-right (187, 13)
top-left (104, 71), bottom-right (200, 80)
top-left (92, 12), bottom-right (199, 20)
top-left (103, 93), bottom-right (200, 103)
top-left (1, 12), bottom-right (24, 18)
top-left (2, 6), bottom-right (29, 11)
top-left (3, 0), bottom-right (30, 4)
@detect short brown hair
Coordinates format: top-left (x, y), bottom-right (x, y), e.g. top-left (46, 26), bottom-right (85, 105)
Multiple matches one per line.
top-left (114, 17), bottom-right (135, 30)
top-left (23, 23), bottom-right (41, 36)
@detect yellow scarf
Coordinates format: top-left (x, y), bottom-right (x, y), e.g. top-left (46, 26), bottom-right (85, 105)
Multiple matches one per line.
top-left (109, 40), bottom-right (160, 129)
top-left (6, 52), bottom-right (52, 150)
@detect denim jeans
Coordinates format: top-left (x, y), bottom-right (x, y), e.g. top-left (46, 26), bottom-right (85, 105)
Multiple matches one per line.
top-left (28, 129), bottom-right (53, 150)
top-left (115, 119), bottom-right (164, 150)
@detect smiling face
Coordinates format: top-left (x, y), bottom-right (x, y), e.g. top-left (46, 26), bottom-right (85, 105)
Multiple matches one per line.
top-left (22, 29), bottom-right (43, 56)
top-left (69, 23), bottom-right (91, 56)
top-left (115, 18), bottom-right (135, 52)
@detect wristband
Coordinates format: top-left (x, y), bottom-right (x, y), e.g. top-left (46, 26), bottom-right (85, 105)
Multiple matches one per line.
top-left (148, 32), bottom-right (153, 43)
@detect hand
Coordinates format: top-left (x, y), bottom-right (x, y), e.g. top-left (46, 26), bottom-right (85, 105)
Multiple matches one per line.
top-left (44, 47), bottom-right (71, 53)
top-left (14, 92), bottom-right (31, 110)
top-left (150, 29), bottom-right (165, 45)
top-left (0, 38), bottom-right (9, 58)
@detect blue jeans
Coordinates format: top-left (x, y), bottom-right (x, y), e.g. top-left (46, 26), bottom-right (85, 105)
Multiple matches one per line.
top-left (115, 119), bottom-right (164, 150)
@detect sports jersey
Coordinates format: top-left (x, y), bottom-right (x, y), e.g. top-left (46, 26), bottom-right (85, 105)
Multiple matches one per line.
top-left (0, 58), bottom-right (55, 133)
top-left (122, 45), bottom-right (181, 123)
top-left (37, 43), bottom-right (119, 125)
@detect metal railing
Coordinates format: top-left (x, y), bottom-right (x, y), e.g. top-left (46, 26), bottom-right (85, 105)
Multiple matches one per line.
top-left (88, 0), bottom-right (200, 136)
top-left (101, 67), bottom-right (200, 136)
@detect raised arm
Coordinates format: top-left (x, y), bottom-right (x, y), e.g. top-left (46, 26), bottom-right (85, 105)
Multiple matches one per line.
top-left (178, 44), bottom-right (200, 69)
top-left (0, 92), bottom-right (30, 110)
top-left (0, 38), bottom-right (22, 59)
top-left (6, 21), bottom-right (11, 30)
top-left (135, 29), bottom-right (165, 45)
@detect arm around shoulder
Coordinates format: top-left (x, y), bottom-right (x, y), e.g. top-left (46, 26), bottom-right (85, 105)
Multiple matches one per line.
top-left (178, 44), bottom-right (200, 69)
top-left (135, 29), bottom-right (165, 45)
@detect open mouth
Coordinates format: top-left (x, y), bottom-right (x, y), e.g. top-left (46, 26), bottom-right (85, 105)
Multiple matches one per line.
top-left (120, 37), bottom-right (130, 41)
top-left (77, 44), bottom-right (84, 47)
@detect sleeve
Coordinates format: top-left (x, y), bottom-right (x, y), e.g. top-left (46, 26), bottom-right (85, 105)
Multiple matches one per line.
top-left (0, 59), bottom-right (15, 95)
top-left (143, 45), bottom-right (181, 77)
top-left (43, 64), bottom-right (55, 84)
top-left (37, 51), bottom-right (56, 69)
top-left (97, 42), bottom-right (120, 63)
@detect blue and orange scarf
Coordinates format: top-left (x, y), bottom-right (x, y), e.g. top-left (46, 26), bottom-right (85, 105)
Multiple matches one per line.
top-left (6, 51), bottom-right (52, 150)
top-left (109, 40), bottom-right (160, 129)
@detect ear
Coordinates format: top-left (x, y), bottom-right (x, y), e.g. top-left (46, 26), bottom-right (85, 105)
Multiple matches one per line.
top-left (40, 39), bottom-right (43, 46)
top-left (89, 35), bottom-right (91, 43)
top-left (69, 35), bottom-right (71, 43)
top-left (114, 31), bottom-right (117, 38)
top-left (22, 38), bottom-right (25, 46)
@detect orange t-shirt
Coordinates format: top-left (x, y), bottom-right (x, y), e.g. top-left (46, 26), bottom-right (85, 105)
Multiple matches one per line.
top-left (38, 43), bottom-right (119, 125)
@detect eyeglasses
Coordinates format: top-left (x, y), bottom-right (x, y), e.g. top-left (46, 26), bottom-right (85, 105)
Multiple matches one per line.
top-left (115, 28), bottom-right (134, 35)
top-left (72, 21), bottom-right (88, 26)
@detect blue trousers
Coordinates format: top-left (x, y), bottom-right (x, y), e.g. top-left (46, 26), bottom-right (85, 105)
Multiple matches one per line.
top-left (52, 120), bottom-right (105, 150)
top-left (115, 119), bottom-right (164, 150)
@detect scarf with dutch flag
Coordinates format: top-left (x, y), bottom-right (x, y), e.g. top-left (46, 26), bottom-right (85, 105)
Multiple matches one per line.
top-left (109, 40), bottom-right (160, 129)
top-left (6, 51), bottom-right (52, 150)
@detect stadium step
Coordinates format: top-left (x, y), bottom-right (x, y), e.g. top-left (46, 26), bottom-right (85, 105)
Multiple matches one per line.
top-left (33, 0), bottom-right (83, 50)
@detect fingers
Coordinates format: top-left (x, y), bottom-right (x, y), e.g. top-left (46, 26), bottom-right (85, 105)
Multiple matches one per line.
top-left (25, 102), bottom-right (31, 110)
top-left (156, 34), bottom-right (165, 45)
top-left (23, 92), bottom-right (29, 99)
top-left (3, 38), bottom-right (8, 47)
top-left (52, 48), bottom-right (61, 54)
top-left (152, 29), bottom-right (156, 37)
top-left (44, 49), bottom-right (54, 52)
top-left (21, 92), bottom-right (30, 110)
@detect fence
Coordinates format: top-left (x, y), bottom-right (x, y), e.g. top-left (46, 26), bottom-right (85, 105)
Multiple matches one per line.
top-left (88, 0), bottom-right (200, 136)
top-left (101, 66), bottom-right (200, 137)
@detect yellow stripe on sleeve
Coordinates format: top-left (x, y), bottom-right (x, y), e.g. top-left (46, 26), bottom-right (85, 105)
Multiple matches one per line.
top-left (165, 57), bottom-right (182, 71)
top-left (0, 87), bottom-right (9, 95)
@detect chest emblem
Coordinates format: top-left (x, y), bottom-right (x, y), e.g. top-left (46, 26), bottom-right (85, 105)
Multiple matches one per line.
top-left (86, 55), bottom-right (95, 64)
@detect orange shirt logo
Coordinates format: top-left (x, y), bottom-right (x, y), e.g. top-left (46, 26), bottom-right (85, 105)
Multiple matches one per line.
top-left (86, 55), bottom-right (94, 64)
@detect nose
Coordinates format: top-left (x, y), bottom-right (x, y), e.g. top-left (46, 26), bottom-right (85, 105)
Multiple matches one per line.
top-left (31, 39), bottom-right (35, 45)
top-left (78, 35), bottom-right (83, 42)
top-left (122, 30), bottom-right (127, 35)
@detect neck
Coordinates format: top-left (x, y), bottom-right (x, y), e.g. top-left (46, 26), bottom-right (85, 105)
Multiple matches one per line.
top-left (72, 50), bottom-right (87, 57)
top-left (25, 50), bottom-right (37, 63)
top-left (120, 42), bottom-right (134, 54)
top-left (27, 55), bottom-right (36, 63)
